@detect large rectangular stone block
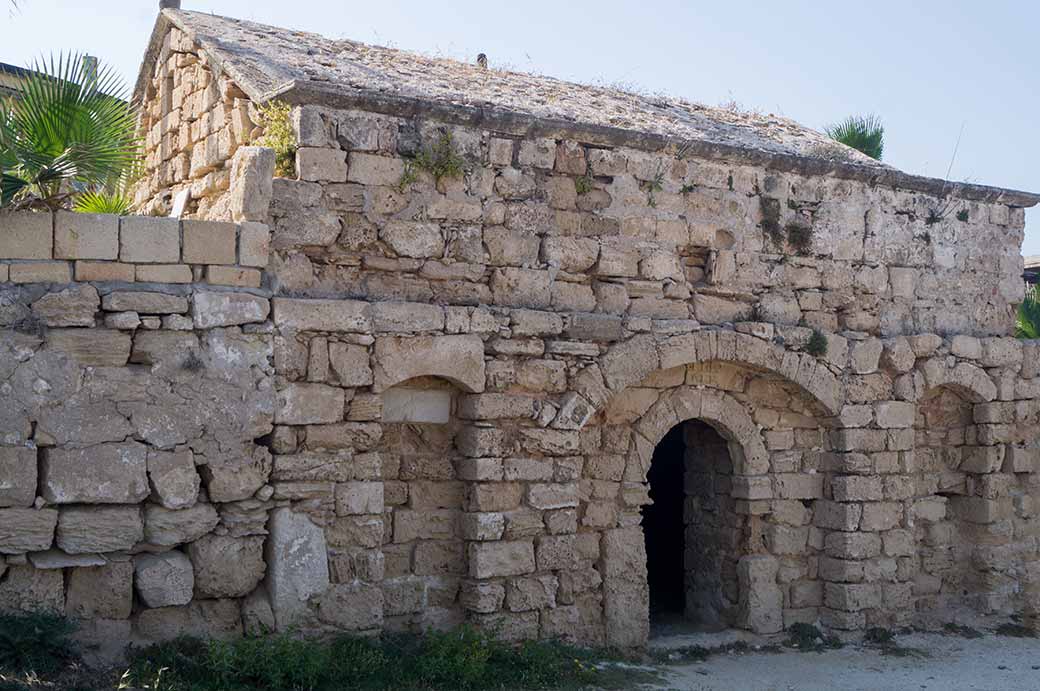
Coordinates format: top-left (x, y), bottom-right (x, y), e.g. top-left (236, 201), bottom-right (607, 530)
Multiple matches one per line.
top-left (182, 220), bottom-right (238, 264)
top-left (272, 298), bottom-right (372, 332)
top-left (0, 508), bottom-right (57, 554)
top-left (0, 211), bottom-right (52, 259)
top-left (275, 384), bottom-right (345, 425)
top-left (46, 328), bottom-right (132, 366)
top-left (40, 442), bottom-right (149, 504)
top-left (56, 505), bottom-right (143, 553)
top-left (469, 540), bottom-right (536, 578)
top-left (0, 446), bottom-right (37, 507)
top-left (54, 211), bottom-right (119, 259)
top-left (120, 217), bottom-right (180, 263)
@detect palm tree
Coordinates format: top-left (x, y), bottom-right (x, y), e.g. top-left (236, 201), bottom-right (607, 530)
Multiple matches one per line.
top-left (1017, 284), bottom-right (1040, 339)
top-left (825, 114), bottom-right (884, 160)
top-left (0, 53), bottom-right (139, 210)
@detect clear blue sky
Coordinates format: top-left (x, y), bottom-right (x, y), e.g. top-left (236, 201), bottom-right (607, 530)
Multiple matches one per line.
top-left (3, 0), bottom-right (1037, 254)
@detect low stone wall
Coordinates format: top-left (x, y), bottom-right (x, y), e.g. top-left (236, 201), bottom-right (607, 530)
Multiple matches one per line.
top-left (0, 210), bottom-right (269, 288)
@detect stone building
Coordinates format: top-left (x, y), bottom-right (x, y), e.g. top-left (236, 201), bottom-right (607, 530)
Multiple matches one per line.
top-left (0, 3), bottom-right (1039, 655)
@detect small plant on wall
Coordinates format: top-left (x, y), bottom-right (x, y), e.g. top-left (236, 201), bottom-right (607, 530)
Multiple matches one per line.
top-left (255, 100), bottom-right (297, 178)
top-left (0, 53), bottom-right (140, 211)
top-left (806, 329), bottom-right (829, 357)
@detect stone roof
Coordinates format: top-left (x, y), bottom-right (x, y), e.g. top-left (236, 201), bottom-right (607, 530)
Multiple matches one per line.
top-left (138, 9), bottom-right (1040, 207)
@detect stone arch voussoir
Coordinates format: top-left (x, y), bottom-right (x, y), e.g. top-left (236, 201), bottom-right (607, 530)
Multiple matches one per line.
top-left (593, 329), bottom-right (843, 421)
top-left (630, 387), bottom-right (769, 477)
top-left (918, 358), bottom-right (996, 403)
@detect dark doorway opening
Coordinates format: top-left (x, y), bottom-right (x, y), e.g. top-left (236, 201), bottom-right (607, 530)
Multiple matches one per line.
top-left (644, 424), bottom-right (686, 619)
top-left (644, 420), bottom-right (734, 633)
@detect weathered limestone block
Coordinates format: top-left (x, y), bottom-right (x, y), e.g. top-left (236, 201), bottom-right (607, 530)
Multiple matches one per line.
top-left (0, 508), bottom-right (58, 554)
top-left (380, 220), bottom-right (444, 258)
top-left (0, 447), bottom-right (37, 508)
top-left (40, 442), bottom-right (149, 504)
top-left (491, 268), bottom-right (552, 308)
top-left (600, 334), bottom-right (659, 391)
top-left (335, 482), bottom-right (384, 515)
top-left (119, 217), bottom-right (180, 263)
top-left (56, 506), bottom-right (143, 554)
top-left (182, 220), bottom-right (237, 264)
top-left (272, 298), bottom-right (372, 332)
top-left (188, 534), bottom-right (266, 598)
top-left (102, 291), bottom-right (188, 314)
top-left (346, 152), bottom-right (405, 185)
top-left (318, 583), bottom-right (384, 630)
top-left (132, 599), bottom-right (243, 643)
top-left (461, 581), bottom-right (506, 613)
top-left (242, 588), bottom-right (276, 636)
top-left (134, 551), bottom-right (195, 608)
top-left (275, 383), bottom-right (345, 424)
top-left (469, 540), bottom-right (536, 578)
top-left (371, 301), bottom-right (445, 332)
top-left (46, 329), bottom-right (132, 367)
top-left (372, 335), bottom-right (485, 392)
top-left (65, 562), bottom-right (133, 619)
top-left (31, 284), bottom-right (98, 327)
top-left (328, 342), bottom-right (373, 386)
top-left (265, 508), bottom-right (330, 629)
top-left (738, 555), bottom-right (782, 633)
top-left (192, 292), bottom-right (270, 328)
top-left (505, 574), bottom-right (558, 612)
top-left (239, 222), bottom-right (271, 267)
top-left (146, 449), bottom-right (200, 510)
top-left (850, 339), bottom-right (883, 374)
top-left (199, 444), bottom-right (272, 503)
top-left (142, 503), bottom-right (220, 547)
top-left (230, 146), bottom-right (276, 222)
top-left (0, 210), bottom-right (53, 259)
top-left (304, 423), bottom-right (382, 451)
top-left (0, 565), bottom-right (64, 613)
top-left (296, 147), bottom-right (348, 182)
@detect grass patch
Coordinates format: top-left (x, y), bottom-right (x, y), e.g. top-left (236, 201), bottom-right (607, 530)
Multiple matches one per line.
top-left (783, 623), bottom-right (843, 652)
top-left (0, 612), bottom-right (78, 676)
top-left (863, 627), bottom-right (926, 658)
top-left (942, 622), bottom-right (984, 639)
top-left (993, 622), bottom-right (1037, 638)
top-left (410, 131), bottom-right (465, 184)
top-left (122, 626), bottom-right (654, 691)
top-left (650, 639), bottom-right (782, 666)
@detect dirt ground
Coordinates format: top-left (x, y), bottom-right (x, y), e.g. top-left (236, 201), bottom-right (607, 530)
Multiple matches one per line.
top-left (639, 628), bottom-right (1040, 691)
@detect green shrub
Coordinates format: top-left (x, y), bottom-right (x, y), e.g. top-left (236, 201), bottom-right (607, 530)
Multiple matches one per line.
top-left (412, 130), bottom-right (465, 183)
top-left (255, 100), bottom-right (297, 178)
top-left (0, 612), bottom-right (78, 675)
top-left (123, 626), bottom-right (644, 691)
top-left (806, 330), bottom-right (829, 357)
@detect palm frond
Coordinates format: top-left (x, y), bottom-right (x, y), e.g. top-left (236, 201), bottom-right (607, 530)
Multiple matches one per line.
top-left (825, 114), bottom-right (884, 161)
top-left (1017, 284), bottom-right (1040, 339)
top-left (1, 52), bottom-right (140, 208)
top-left (72, 189), bottom-right (132, 215)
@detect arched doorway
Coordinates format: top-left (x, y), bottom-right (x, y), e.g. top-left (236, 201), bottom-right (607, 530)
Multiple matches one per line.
top-left (644, 419), bottom-right (737, 632)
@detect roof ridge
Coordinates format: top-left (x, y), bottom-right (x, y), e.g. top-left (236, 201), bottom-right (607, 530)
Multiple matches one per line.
top-left (135, 8), bottom-right (1039, 208)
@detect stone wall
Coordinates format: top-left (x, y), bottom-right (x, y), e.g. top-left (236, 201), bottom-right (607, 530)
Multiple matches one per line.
top-left (2, 22), bottom-right (1039, 655)
top-left (133, 25), bottom-right (259, 219)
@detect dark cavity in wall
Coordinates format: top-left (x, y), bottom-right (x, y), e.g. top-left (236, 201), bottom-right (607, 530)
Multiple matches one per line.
top-left (644, 421), bottom-right (734, 633)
